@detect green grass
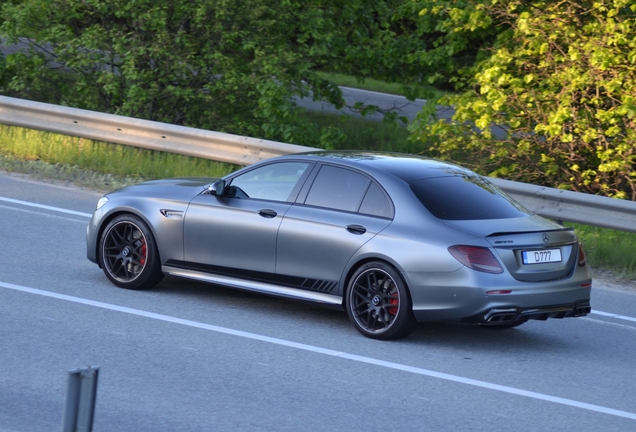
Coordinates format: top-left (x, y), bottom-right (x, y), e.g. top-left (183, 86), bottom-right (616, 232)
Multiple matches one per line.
top-left (565, 223), bottom-right (636, 279)
top-left (0, 125), bottom-right (237, 190)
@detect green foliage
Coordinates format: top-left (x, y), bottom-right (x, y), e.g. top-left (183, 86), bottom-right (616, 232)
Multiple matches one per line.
top-left (566, 223), bottom-right (636, 277)
top-left (300, 110), bottom-right (413, 152)
top-left (387, 0), bottom-right (500, 90)
top-left (0, 0), bottom-right (373, 146)
top-left (317, 1), bottom-right (501, 93)
top-left (411, 0), bottom-right (636, 199)
top-left (3, 0), bottom-right (635, 201)
top-left (0, 0), bottom-right (498, 141)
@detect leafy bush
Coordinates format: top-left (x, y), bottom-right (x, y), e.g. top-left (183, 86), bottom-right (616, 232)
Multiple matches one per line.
top-left (411, 0), bottom-right (636, 199)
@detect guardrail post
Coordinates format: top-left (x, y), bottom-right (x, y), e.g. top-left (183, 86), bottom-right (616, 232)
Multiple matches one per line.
top-left (62, 366), bottom-right (100, 432)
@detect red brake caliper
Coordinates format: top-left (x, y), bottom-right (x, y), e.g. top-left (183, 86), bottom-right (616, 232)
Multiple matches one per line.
top-left (387, 293), bottom-right (399, 315)
top-left (140, 241), bottom-right (147, 265)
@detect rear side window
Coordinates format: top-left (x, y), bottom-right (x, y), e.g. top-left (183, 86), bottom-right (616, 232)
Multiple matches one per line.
top-left (305, 166), bottom-right (370, 212)
top-left (359, 183), bottom-right (393, 218)
top-left (410, 176), bottom-right (531, 220)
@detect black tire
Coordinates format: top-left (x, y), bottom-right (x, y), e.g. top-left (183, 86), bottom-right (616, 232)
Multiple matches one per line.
top-left (346, 261), bottom-right (416, 340)
top-left (99, 214), bottom-right (163, 290)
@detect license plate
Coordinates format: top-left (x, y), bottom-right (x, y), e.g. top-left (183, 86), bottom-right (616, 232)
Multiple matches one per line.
top-left (522, 249), bottom-right (562, 265)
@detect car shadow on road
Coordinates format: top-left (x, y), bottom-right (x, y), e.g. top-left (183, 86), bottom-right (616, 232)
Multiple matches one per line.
top-left (152, 275), bottom-right (346, 317)
top-left (406, 320), bottom-right (587, 354)
top-left (151, 276), bottom-right (586, 354)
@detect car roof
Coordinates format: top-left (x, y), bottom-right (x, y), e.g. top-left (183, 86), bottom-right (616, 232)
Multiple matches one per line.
top-left (286, 151), bottom-right (477, 183)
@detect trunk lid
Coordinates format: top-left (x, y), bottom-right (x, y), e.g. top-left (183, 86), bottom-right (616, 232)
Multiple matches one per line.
top-left (445, 216), bottom-right (579, 282)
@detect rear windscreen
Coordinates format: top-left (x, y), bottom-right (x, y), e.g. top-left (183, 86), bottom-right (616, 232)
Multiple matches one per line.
top-left (410, 176), bottom-right (531, 220)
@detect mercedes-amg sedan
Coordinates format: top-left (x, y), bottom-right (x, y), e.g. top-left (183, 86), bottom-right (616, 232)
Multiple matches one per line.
top-left (87, 151), bottom-right (592, 339)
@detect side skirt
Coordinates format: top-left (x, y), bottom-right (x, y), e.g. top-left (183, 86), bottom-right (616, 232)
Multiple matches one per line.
top-left (162, 265), bottom-right (344, 307)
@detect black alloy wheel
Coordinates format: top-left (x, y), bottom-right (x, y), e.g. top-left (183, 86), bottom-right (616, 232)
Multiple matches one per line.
top-left (99, 214), bottom-right (163, 290)
top-left (346, 261), bottom-right (416, 340)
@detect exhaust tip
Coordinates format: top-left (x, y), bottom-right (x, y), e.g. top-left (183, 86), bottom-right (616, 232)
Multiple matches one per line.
top-left (484, 308), bottom-right (518, 323)
top-left (575, 306), bottom-right (591, 316)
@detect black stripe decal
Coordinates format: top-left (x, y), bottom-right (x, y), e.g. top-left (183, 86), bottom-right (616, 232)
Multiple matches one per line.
top-left (165, 260), bottom-right (338, 294)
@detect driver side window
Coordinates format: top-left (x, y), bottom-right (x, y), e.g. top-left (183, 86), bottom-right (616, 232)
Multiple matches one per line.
top-left (227, 162), bottom-right (310, 202)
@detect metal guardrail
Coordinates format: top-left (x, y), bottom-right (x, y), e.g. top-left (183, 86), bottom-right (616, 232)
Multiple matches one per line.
top-left (489, 178), bottom-right (636, 233)
top-left (0, 96), bottom-right (310, 165)
top-left (1, 95), bottom-right (635, 233)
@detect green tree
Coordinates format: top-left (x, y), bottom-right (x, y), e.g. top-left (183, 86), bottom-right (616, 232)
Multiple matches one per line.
top-left (0, 0), bottom-right (364, 146)
top-left (411, 0), bottom-right (636, 199)
top-left (0, 0), bottom-right (506, 139)
top-left (321, 0), bottom-right (502, 98)
top-left (385, 0), bottom-right (499, 91)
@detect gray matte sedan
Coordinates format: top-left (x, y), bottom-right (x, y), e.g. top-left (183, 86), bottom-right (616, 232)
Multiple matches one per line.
top-left (86, 151), bottom-right (592, 339)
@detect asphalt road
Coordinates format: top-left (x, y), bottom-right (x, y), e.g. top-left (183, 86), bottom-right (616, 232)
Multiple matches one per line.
top-left (1, 173), bottom-right (636, 432)
top-left (294, 86), bottom-right (444, 123)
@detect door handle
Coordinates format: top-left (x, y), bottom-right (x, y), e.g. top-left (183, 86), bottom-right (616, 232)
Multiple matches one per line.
top-left (346, 224), bottom-right (367, 235)
top-left (257, 209), bottom-right (277, 218)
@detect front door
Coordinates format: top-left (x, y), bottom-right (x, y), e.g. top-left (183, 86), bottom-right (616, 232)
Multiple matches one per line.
top-left (183, 161), bottom-right (311, 279)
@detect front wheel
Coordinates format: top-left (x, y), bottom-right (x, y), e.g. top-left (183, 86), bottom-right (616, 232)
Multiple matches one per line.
top-left (99, 214), bottom-right (163, 290)
top-left (346, 262), bottom-right (416, 340)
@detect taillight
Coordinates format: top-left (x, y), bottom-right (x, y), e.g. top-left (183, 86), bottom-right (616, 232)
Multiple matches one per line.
top-left (578, 242), bottom-right (587, 267)
top-left (448, 245), bottom-right (504, 274)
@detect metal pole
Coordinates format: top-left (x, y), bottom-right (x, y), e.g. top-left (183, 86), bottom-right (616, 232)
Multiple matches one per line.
top-left (62, 366), bottom-right (100, 432)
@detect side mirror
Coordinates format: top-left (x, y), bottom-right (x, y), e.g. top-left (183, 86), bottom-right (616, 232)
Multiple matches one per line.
top-left (207, 179), bottom-right (225, 196)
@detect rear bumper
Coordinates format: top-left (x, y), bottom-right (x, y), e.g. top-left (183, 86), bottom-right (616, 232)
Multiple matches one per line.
top-left (406, 264), bottom-right (592, 324)
top-left (464, 299), bottom-right (591, 326)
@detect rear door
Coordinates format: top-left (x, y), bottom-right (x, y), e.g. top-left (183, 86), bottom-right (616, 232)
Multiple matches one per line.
top-left (276, 165), bottom-right (393, 295)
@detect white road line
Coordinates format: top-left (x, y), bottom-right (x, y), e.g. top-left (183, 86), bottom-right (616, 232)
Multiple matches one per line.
top-left (0, 204), bottom-right (88, 223)
top-left (1, 280), bottom-right (635, 421)
top-left (591, 310), bottom-right (636, 323)
top-left (340, 86), bottom-right (427, 102)
top-left (0, 196), bottom-right (92, 218)
top-left (582, 317), bottom-right (636, 331)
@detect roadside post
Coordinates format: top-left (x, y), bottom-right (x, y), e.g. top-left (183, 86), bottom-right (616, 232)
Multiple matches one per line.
top-left (62, 366), bottom-right (100, 432)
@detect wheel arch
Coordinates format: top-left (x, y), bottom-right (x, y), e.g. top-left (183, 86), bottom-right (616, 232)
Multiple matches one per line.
top-left (94, 208), bottom-right (160, 268)
top-left (341, 255), bottom-right (412, 307)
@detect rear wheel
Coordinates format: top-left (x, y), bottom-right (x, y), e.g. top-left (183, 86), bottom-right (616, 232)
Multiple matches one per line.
top-left (99, 214), bottom-right (163, 290)
top-left (346, 262), bottom-right (416, 340)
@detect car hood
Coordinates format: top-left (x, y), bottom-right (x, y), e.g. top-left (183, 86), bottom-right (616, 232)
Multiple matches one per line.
top-left (107, 177), bottom-right (217, 201)
top-left (443, 214), bottom-right (563, 237)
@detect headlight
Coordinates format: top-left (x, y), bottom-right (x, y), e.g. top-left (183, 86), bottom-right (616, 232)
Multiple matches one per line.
top-left (96, 197), bottom-right (109, 210)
